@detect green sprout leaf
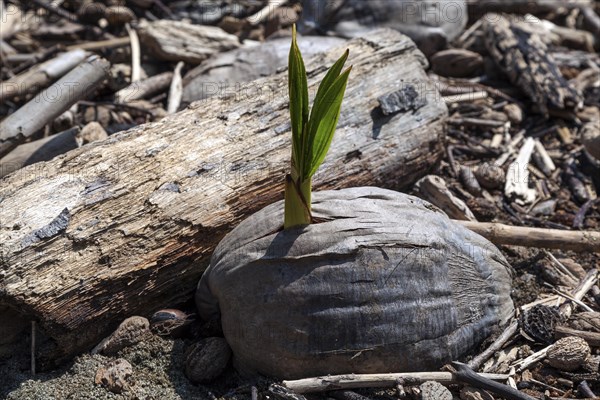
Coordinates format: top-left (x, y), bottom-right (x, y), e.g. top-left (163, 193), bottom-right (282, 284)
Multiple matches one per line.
top-left (284, 25), bottom-right (351, 229)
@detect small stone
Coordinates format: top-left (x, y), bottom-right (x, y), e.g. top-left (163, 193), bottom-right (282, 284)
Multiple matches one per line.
top-left (547, 336), bottom-right (590, 371)
top-left (185, 337), bottom-right (231, 383)
top-left (76, 121), bottom-right (108, 147)
top-left (474, 162), bottom-right (505, 190)
top-left (95, 358), bottom-right (133, 394)
top-left (91, 316), bottom-right (150, 355)
top-left (378, 85), bottom-right (426, 116)
top-left (83, 105), bottom-right (111, 126)
top-left (431, 49), bottom-right (483, 78)
top-left (420, 381), bottom-right (452, 400)
top-left (503, 104), bottom-right (523, 125)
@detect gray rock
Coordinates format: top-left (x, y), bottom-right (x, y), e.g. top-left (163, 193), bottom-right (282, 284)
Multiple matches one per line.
top-left (196, 187), bottom-right (514, 379)
top-left (299, 0), bottom-right (468, 56)
top-left (182, 35), bottom-right (345, 105)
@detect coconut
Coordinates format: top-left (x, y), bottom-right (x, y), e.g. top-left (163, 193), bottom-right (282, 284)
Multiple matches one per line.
top-left (195, 186), bottom-right (514, 379)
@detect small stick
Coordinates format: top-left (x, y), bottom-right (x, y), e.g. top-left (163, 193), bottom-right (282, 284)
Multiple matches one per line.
top-left (451, 362), bottom-right (536, 400)
top-left (443, 91), bottom-right (488, 104)
top-left (247, 0), bottom-right (288, 26)
top-left (468, 320), bottom-right (519, 370)
top-left (282, 372), bottom-right (509, 394)
top-left (126, 23), bottom-right (141, 83)
top-left (167, 61), bottom-right (184, 114)
top-left (455, 221), bottom-right (600, 253)
top-left (552, 288), bottom-right (594, 312)
top-left (66, 37), bottom-right (130, 51)
top-left (514, 346), bottom-right (549, 372)
top-left (559, 269), bottom-right (598, 318)
top-left (448, 117), bottom-right (508, 128)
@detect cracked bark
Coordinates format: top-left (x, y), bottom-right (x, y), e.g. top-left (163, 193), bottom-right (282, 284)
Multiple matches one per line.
top-left (0, 29), bottom-right (447, 363)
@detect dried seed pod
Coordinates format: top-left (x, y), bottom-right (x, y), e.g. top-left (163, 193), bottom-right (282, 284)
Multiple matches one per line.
top-left (474, 162), bottom-right (505, 190)
top-left (547, 336), bottom-right (590, 371)
top-left (91, 316), bottom-right (149, 355)
top-left (150, 308), bottom-right (194, 337)
top-left (420, 381), bottom-right (452, 400)
top-left (105, 5), bottom-right (135, 26)
top-left (519, 305), bottom-right (562, 344)
top-left (185, 337), bottom-right (231, 383)
top-left (77, 2), bottom-right (106, 24)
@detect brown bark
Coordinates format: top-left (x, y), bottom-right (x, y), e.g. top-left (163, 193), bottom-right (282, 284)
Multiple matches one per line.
top-left (0, 29), bottom-right (447, 362)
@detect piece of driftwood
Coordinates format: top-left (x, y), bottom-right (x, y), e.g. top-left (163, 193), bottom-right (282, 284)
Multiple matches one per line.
top-left (167, 62), bottom-right (184, 114)
top-left (0, 29), bottom-right (447, 362)
top-left (0, 49), bottom-right (88, 102)
top-left (555, 325), bottom-right (600, 347)
top-left (137, 19), bottom-right (239, 64)
top-left (505, 137), bottom-right (537, 205)
top-left (414, 175), bottom-right (476, 221)
top-left (482, 14), bottom-right (582, 116)
top-left (282, 372), bottom-right (509, 394)
top-left (456, 221), bottom-right (600, 252)
top-left (0, 56), bottom-right (109, 158)
top-left (115, 71), bottom-right (173, 103)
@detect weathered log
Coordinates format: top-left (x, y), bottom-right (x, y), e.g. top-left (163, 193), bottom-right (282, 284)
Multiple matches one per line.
top-left (0, 48), bottom-right (88, 102)
top-left (137, 19), bottom-right (240, 64)
top-left (0, 56), bottom-right (109, 158)
top-left (0, 29), bottom-right (447, 363)
top-left (482, 14), bottom-right (582, 116)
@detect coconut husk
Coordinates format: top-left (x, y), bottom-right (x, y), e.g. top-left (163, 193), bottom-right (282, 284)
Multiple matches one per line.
top-left (196, 187), bottom-right (514, 379)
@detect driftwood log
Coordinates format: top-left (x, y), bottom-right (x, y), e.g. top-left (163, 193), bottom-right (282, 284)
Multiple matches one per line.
top-left (0, 29), bottom-right (447, 362)
top-left (482, 14), bottom-right (582, 116)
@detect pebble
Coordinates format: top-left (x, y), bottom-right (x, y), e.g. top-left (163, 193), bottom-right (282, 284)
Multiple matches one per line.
top-left (185, 337), bottom-right (231, 383)
top-left (94, 358), bottom-right (133, 394)
top-left (420, 381), bottom-right (452, 400)
top-left (91, 316), bottom-right (150, 355)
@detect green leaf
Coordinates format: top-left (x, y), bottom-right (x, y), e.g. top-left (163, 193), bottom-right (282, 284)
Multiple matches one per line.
top-left (288, 25), bottom-right (309, 175)
top-left (305, 66), bottom-right (352, 178)
top-left (311, 49), bottom-right (349, 119)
